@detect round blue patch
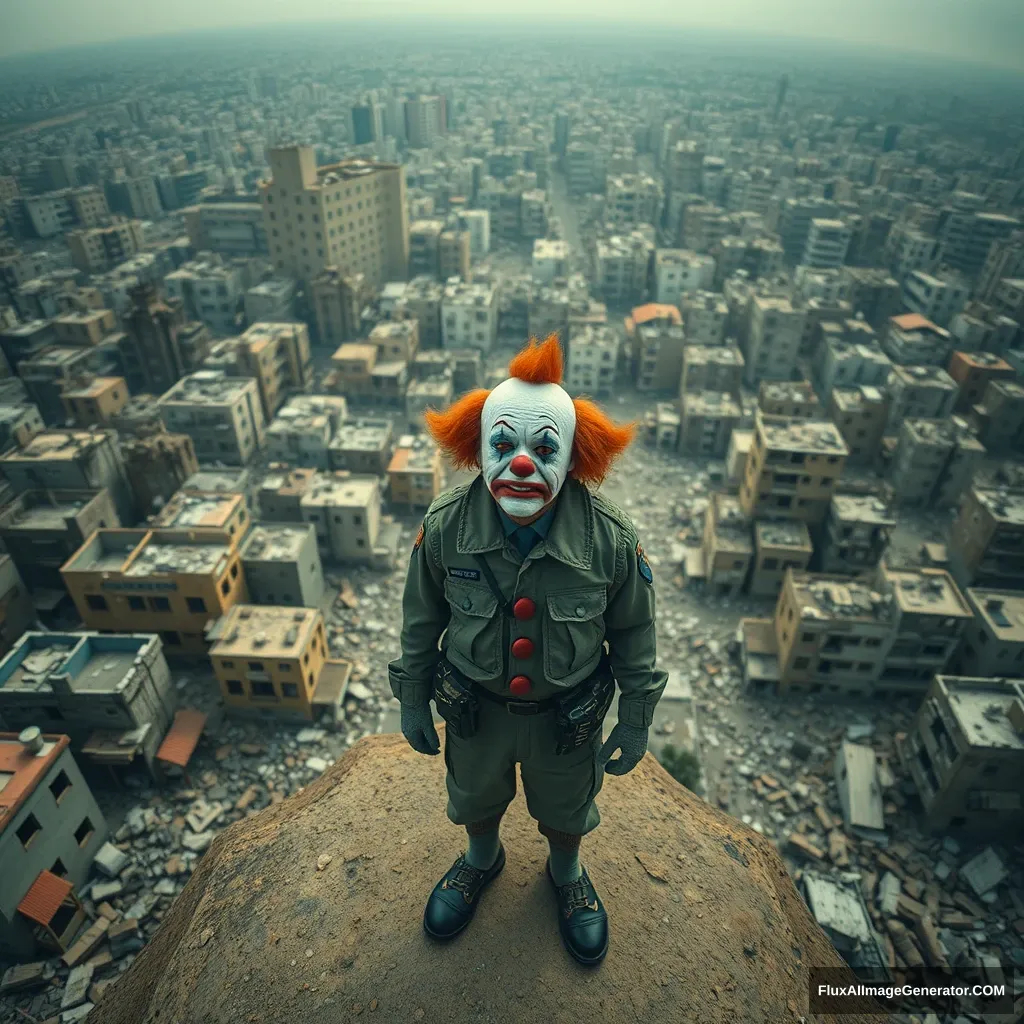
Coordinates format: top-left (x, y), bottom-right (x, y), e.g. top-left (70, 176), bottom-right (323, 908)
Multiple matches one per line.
top-left (636, 542), bottom-right (653, 585)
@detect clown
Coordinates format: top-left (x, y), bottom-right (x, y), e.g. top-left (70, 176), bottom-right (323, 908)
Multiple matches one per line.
top-left (389, 335), bottom-right (667, 964)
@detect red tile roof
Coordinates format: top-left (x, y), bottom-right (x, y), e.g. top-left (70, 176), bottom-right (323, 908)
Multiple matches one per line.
top-left (630, 303), bottom-right (682, 326)
top-left (0, 733), bottom-right (71, 834)
top-left (891, 312), bottom-right (937, 331)
top-left (156, 709), bottom-right (207, 768)
top-left (18, 870), bottom-right (73, 927)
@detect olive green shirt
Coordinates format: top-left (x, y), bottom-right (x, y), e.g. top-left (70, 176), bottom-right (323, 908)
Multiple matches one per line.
top-left (388, 475), bottom-right (668, 728)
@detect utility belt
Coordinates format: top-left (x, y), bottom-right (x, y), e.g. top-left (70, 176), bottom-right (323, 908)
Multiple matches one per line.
top-left (432, 654), bottom-right (615, 755)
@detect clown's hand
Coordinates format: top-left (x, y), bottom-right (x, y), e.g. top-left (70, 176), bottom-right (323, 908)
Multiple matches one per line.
top-left (401, 702), bottom-right (440, 756)
top-left (598, 722), bottom-right (648, 776)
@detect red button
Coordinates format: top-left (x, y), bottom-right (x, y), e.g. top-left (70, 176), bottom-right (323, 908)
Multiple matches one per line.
top-left (509, 675), bottom-right (532, 696)
top-left (511, 637), bottom-right (534, 659)
top-left (513, 597), bottom-right (535, 620)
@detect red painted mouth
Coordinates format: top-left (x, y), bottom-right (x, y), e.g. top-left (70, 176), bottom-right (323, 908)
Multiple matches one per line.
top-left (491, 479), bottom-right (550, 502)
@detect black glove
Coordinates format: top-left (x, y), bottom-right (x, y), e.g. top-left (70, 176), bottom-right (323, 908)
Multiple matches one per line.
top-left (598, 722), bottom-right (648, 776)
top-left (401, 702), bottom-right (440, 755)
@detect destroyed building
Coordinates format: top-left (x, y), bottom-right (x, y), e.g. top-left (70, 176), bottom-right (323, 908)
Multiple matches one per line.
top-left (956, 589), bottom-right (1024, 678)
top-left (0, 732), bottom-right (108, 958)
top-left (750, 520), bottom-right (813, 599)
top-left (901, 675), bottom-right (1024, 837)
top-left (61, 529), bottom-right (247, 657)
top-left (0, 632), bottom-right (177, 778)
top-left (0, 488), bottom-right (120, 591)
top-left (889, 417), bottom-right (985, 510)
top-left (239, 524), bottom-right (325, 609)
top-left (948, 485), bottom-right (1024, 592)
top-left (739, 412), bottom-right (849, 525)
top-left (207, 605), bottom-right (349, 723)
top-left (817, 495), bottom-right (895, 575)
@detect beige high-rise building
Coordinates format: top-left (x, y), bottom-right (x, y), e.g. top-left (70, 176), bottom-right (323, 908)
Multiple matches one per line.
top-left (260, 146), bottom-right (409, 287)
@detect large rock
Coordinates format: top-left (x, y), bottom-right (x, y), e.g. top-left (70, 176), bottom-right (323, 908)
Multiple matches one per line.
top-left (90, 732), bottom-right (882, 1024)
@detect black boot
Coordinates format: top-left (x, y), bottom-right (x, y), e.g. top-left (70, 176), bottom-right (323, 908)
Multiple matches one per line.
top-left (423, 845), bottom-right (506, 940)
top-left (546, 861), bottom-right (609, 965)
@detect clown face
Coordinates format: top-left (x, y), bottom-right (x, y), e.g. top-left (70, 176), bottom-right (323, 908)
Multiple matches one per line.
top-left (480, 377), bottom-right (576, 521)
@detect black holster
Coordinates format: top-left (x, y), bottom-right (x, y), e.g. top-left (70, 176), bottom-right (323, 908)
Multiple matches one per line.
top-left (554, 658), bottom-right (615, 755)
top-left (432, 656), bottom-right (481, 740)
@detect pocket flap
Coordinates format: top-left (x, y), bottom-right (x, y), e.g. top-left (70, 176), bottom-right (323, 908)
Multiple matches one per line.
top-left (547, 588), bottom-right (607, 622)
top-left (444, 577), bottom-right (499, 618)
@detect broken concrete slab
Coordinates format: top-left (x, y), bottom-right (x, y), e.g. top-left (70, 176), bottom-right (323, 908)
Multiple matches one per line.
top-left (0, 961), bottom-right (48, 995)
top-left (93, 842), bottom-right (129, 879)
top-left (61, 964), bottom-right (94, 1011)
top-left (960, 847), bottom-right (1008, 898)
top-left (91, 879), bottom-right (124, 902)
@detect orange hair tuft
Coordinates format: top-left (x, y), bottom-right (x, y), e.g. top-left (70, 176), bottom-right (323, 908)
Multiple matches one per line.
top-left (423, 388), bottom-right (489, 469)
top-left (507, 334), bottom-right (564, 385)
top-left (570, 398), bottom-right (635, 486)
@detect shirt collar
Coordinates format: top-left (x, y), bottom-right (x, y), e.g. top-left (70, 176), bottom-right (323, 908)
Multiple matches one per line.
top-left (497, 504), bottom-right (556, 539)
top-left (456, 475), bottom-right (594, 570)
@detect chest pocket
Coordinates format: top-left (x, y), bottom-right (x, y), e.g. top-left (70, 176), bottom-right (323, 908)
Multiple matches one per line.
top-left (544, 587), bottom-right (607, 683)
top-left (443, 577), bottom-right (502, 678)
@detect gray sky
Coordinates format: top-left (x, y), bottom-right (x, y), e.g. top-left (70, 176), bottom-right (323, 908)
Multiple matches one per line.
top-left (1, 0), bottom-right (1022, 70)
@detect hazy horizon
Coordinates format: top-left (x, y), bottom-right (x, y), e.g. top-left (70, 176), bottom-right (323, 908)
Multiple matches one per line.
top-left (1, 0), bottom-right (1023, 73)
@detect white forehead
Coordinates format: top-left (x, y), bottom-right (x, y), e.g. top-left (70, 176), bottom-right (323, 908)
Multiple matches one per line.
top-left (481, 378), bottom-right (576, 436)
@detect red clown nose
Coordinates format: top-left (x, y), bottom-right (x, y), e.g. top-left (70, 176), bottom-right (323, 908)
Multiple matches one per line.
top-left (509, 455), bottom-right (536, 477)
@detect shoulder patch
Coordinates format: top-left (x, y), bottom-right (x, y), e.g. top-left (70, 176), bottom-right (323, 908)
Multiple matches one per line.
top-left (636, 541), bottom-right (653, 585)
top-left (590, 490), bottom-right (635, 533)
top-left (412, 522), bottom-right (425, 554)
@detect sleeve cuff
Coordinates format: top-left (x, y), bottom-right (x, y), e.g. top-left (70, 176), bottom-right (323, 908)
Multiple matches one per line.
top-left (388, 663), bottom-right (432, 706)
top-left (617, 697), bottom-right (657, 728)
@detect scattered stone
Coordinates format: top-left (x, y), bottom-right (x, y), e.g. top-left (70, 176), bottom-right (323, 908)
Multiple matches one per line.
top-left (306, 756), bottom-right (329, 773)
top-left (296, 728), bottom-right (326, 744)
top-left (316, 854), bottom-right (333, 872)
top-left (960, 847), bottom-right (1007, 898)
top-left (62, 917), bottom-right (110, 968)
top-left (91, 879), bottom-right (124, 902)
top-left (109, 919), bottom-right (145, 959)
top-left (181, 831), bottom-right (215, 853)
top-left (186, 799), bottom-right (224, 833)
top-left (238, 743), bottom-right (265, 756)
top-left (61, 964), bottom-right (94, 1010)
top-left (1, 961), bottom-right (48, 994)
top-left (634, 852), bottom-right (670, 882)
top-left (61, 1002), bottom-right (95, 1023)
top-left (93, 842), bottom-right (129, 878)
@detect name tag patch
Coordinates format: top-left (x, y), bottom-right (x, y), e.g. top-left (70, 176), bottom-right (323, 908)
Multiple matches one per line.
top-left (448, 567), bottom-right (482, 581)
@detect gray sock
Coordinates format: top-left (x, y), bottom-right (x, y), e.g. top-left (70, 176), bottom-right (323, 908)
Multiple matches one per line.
top-left (465, 829), bottom-right (500, 870)
top-left (548, 842), bottom-right (582, 885)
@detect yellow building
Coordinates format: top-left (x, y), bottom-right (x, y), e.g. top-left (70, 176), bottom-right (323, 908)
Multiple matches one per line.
top-left (60, 376), bottom-right (129, 426)
top-left (387, 438), bottom-right (444, 509)
top-left (739, 411), bottom-right (849, 525)
top-left (152, 489), bottom-right (251, 543)
top-left (209, 605), bottom-right (351, 721)
top-left (331, 343), bottom-right (377, 401)
top-left (61, 528), bottom-right (247, 656)
top-left (53, 309), bottom-right (118, 347)
top-left (259, 145), bottom-right (409, 287)
top-left (236, 322), bottom-right (313, 421)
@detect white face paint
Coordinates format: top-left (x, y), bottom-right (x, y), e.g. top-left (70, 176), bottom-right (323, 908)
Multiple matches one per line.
top-left (480, 377), bottom-right (577, 520)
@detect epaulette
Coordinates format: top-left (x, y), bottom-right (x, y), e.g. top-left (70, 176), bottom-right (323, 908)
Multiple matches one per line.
top-left (590, 490), bottom-right (636, 535)
top-left (426, 482), bottom-right (471, 518)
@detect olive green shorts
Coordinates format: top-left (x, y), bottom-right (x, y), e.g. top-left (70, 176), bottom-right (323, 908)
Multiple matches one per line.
top-left (443, 696), bottom-right (604, 835)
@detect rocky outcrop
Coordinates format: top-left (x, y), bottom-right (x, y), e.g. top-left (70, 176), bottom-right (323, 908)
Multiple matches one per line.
top-left (89, 731), bottom-right (883, 1024)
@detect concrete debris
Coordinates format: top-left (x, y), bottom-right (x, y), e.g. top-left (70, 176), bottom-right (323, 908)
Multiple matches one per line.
top-left (960, 847), bottom-right (1008, 897)
top-left (4, 447), bottom-right (1022, 1024)
top-left (93, 842), bottom-right (129, 878)
top-left (60, 964), bottom-right (94, 1011)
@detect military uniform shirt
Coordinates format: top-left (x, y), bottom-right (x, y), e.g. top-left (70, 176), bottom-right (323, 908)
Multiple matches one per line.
top-left (388, 475), bottom-right (667, 728)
